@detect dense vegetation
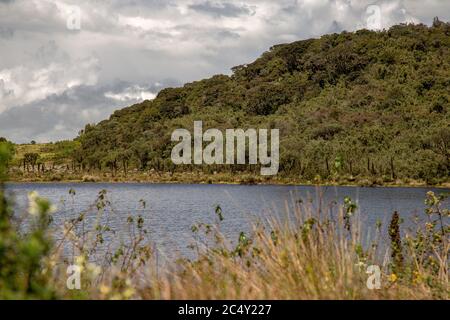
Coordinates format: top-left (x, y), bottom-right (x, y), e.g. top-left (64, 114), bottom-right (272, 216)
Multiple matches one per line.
top-left (3, 22), bottom-right (450, 185)
top-left (71, 22), bottom-right (450, 185)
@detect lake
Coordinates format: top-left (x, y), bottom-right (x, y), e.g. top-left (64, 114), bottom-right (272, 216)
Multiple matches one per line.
top-left (5, 183), bottom-right (449, 260)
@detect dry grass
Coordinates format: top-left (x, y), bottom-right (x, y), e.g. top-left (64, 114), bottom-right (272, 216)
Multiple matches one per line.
top-left (50, 191), bottom-right (448, 300)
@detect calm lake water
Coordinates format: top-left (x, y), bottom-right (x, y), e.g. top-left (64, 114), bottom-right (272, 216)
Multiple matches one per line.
top-left (5, 183), bottom-right (449, 259)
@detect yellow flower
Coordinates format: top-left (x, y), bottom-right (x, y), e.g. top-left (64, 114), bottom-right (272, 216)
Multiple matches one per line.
top-left (123, 288), bottom-right (135, 299)
top-left (388, 273), bottom-right (398, 283)
top-left (100, 285), bottom-right (111, 295)
top-left (413, 271), bottom-right (422, 284)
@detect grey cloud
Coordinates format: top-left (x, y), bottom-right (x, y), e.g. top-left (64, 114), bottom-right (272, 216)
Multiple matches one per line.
top-left (216, 30), bottom-right (241, 40)
top-left (0, 26), bottom-right (14, 38)
top-left (0, 80), bottom-right (177, 143)
top-left (328, 20), bottom-right (343, 34)
top-left (189, 1), bottom-right (254, 17)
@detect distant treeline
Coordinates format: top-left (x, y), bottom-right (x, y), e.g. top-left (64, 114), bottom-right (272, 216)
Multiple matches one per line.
top-left (7, 21), bottom-right (450, 184)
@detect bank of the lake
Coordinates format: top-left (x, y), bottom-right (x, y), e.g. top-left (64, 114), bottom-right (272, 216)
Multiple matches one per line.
top-left (6, 170), bottom-right (450, 188)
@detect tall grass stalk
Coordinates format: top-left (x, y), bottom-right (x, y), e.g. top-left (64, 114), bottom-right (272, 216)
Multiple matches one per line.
top-left (51, 191), bottom-right (448, 300)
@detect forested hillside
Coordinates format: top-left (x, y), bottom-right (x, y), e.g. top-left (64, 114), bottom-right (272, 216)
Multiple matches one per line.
top-left (39, 22), bottom-right (450, 184)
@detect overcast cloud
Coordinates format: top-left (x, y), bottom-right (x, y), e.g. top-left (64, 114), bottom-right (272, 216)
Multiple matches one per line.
top-left (0, 0), bottom-right (449, 143)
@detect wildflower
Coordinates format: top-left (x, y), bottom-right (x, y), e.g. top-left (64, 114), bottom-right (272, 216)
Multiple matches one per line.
top-left (425, 191), bottom-right (438, 207)
top-left (49, 204), bottom-right (58, 214)
top-left (27, 191), bottom-right (57, 216)
top-left (27, 191), bottom-right (40, 216)
top-left (123, 287), bottom-right (135, 299)
top-left (388, 273), bottom-right (398, 283)
top-left (100, 285), bottom-right (111, 295)
top-left (87, 263), bottom-right (102, 278)
top-left (412, 271), bottom-right (422, 284)
top-left (75, 255), bottom-right (86, 272)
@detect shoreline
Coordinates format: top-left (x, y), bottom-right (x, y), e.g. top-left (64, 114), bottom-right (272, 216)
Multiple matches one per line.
top-left (5, 176), bottom-right (450, 189)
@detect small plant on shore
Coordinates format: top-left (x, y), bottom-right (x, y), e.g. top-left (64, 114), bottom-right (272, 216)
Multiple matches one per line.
top-left (400, 191), bottom-right (449, 295)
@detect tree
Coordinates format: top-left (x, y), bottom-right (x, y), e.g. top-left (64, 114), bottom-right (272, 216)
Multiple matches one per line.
top-left (24, 153), bottom-right (39, 172)
top-left (432, 17), bottom-right (443, 28)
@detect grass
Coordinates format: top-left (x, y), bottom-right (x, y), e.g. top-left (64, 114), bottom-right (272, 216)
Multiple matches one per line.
top-left (13, 144), bottom-right (55, 163)
top-left (7, 168), bottom-right (450, 189)
top-left (43, 190), bottom-right (450, 300)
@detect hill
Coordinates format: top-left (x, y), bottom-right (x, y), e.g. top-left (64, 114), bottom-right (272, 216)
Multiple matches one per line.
top-left (10, 22), bottom-right (450, 185)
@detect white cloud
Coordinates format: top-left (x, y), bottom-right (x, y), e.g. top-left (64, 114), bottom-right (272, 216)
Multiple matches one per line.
top-left (105, 85), bottom-right (157, 102)
top-left (0, 39), bottom-right (100, 112)
top-left (0, 57), bottom-right (99, 112)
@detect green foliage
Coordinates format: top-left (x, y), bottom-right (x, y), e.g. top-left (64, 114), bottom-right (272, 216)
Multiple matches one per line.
top-left (389, 212), bottom-right (404, 274)
top-left (343, 196), bottom-right (357, 231)
top-left (0, 141), bottom-right (14, 181)
top-left (0, 144), bottom-right (56, 299)
top-left (23, 152), bottom-right (39, 170)
top-left (66, 23), bottom-right (448, 183)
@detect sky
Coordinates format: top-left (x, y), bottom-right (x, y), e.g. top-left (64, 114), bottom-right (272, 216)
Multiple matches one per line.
top-left (0, 0), bottom-right (449, 143)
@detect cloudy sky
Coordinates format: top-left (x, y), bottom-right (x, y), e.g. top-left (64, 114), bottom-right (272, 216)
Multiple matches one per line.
top-left (0, 0), bottom-right (448, 143)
